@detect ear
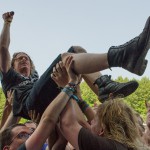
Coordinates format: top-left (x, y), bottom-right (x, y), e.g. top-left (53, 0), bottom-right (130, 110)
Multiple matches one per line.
top-left (3, 146), bottom-right (10, 150)
top-left (98, 129), bottom-right (104, 136)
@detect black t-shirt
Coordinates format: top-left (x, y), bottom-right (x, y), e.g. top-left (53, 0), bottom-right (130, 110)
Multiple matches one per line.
top-left (78, 127), bottom-right (129, 150)
top-left (0, 68), bottom-right (39, 119)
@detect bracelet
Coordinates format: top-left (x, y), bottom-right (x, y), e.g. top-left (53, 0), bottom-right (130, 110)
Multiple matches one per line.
top-left (71, 95), bottom-right (80, 103)
top-left (68, 82), bottom-right (77, 93)
top-left (78, 100), bottom-right (89, 113)
top-left (61, 87), bottom-right (74, 97)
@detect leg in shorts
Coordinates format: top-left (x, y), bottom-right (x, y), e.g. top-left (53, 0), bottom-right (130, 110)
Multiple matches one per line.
top-left (26, 47), bottom-right (75, 116)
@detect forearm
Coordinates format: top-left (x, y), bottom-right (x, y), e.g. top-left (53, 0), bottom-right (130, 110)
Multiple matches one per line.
top-left (77, 99), bottom-right (95, 124)
top-left (0, 111), bottom-right (20, 133)
top-left (41, 93), bottom-right (70, 125)
top-left (83, 107), bottom-right (95, 124)
top-left (0, 101), bottom-right (12, 129)
top-left (0, 22), bottom-right (11, 48)
top-left (0, 24), bottom-right (11, 72)
top-left (47, 128), bottom-right (57, 150)
top-left (40, 83), bottom-right (76, 128)
top-left (60, 100), bottom-right (81, 150)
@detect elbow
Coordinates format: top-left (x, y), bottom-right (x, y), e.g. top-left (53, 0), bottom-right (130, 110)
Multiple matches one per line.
top-left (60, 115), bottom-right (72, 133)
top-left (40, 116), bottom-right (56, 128)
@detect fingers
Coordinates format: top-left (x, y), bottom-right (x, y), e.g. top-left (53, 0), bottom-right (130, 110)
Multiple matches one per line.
top-left (56, 62), bottom-right (62, 73)
top-left (65, 56), bottom-right (73, 67)
top-left (59, 61), bottom-right (67, 73)
top-left (10, 11), bottom-right (14, 16)
top-left (2, 11), bottom-right (14, 22)
top-left (51, 73), bottom-right (57, 83)
top-left (52, 66), bottom-right (58, 77)
top-left (7, 89), bottom-right (14, 105)
top-left (28, 110), bottom-right (41, 123)
top-left (52, 61), bottom-right (66, 77)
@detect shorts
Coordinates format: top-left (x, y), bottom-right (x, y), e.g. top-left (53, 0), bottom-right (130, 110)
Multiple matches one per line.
top-left (26, 46), bottom-right (75, 116)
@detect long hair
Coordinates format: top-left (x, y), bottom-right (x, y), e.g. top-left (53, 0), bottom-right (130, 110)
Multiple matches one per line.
top-left (0, 124), bottom-right (25, 149)
top-left (11, 52), bottom-right (35, 75)
top-left (96, 98), bottom-right (139, 149)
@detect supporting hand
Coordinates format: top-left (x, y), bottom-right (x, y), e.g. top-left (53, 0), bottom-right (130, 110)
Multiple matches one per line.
top-left (28, 110), bottom-right (41, 124)
top-left (51, 61), bottom-right (69, 87)
top-left (64, 56), bottom-right (79, 84)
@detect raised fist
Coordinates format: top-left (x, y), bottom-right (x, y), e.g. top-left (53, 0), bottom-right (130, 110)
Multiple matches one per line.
top-left (2, 11), bottom-right (14, 23)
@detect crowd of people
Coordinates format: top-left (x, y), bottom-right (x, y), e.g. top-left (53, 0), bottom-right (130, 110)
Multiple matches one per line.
top-left (0, 11), bottom-right (150, 150)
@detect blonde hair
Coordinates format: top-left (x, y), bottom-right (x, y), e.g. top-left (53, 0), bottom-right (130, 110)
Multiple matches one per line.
top-left (96, 98), bottom-right (140, 149)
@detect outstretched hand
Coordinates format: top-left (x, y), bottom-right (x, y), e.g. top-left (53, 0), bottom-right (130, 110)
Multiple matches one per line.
top-left (64, 56), bottom-right (79, 84)
top-left (51, 61), bottom-right (69, 87)
top-left (28, 110), bottom-right (41, 124)
top-left (4, 90), bottom-right (14, 111)
top-left (6, 90), bottom-right (14, 106)
top-left (2, 11), bottom-right (14, 23)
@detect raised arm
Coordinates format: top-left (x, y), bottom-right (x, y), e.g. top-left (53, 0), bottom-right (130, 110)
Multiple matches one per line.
top-left (60, 100), bottom-right (82, 150)
top-left (0, 90), bottom-right (21, 132)
top-left (0, 11), bottom-right (14, 73)
top-left (25, 56), bottom-right (79, 150)
top-left (0, 111), bottom-right (20, 133)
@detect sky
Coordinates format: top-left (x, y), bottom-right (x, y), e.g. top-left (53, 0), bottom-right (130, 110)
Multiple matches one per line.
top-left (0, 0), bottom-right (150, 83)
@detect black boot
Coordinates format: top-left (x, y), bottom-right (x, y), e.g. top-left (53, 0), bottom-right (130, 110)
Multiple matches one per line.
top-left (94, 75), bottom-right (139, 103)
top-left (108, 16), bottom-right (150, 76)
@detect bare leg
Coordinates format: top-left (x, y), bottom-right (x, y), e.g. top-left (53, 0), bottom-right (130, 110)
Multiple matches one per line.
top-left (61, 52), bottom-right (108, 74)
top-left (61, 46), bottom-right (139, 102)
top-left (82, 72), bottom-right (102, 95)
top-left (65, 46), bottom-right (101, 95)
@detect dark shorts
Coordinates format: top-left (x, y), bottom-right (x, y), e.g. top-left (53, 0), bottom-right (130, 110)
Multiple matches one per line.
top-left (26, 46), bottom-right (75, 115)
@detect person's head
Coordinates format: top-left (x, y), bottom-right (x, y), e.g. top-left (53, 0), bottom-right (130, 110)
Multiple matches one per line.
top-left (91, 98), bottom-right (139, 149)
top-left (11, 52), bottom-right (35, 77)
top-left (0, 123), bottom-right (34, 150)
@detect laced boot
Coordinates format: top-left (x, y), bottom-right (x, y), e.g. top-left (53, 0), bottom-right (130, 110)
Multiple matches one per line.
top-left (108, 16), bottom-right (150, 76)
top-left (94, 75), bottom-right (139, 103)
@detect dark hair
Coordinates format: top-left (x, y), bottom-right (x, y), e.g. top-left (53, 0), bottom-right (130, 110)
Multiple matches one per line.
top-left (11, 52), bottom-right (35, 75)
top-left (0, 124), bottom-right (25, 149)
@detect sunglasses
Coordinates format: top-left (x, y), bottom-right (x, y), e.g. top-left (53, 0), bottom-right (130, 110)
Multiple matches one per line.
top-left (8, 128), bottom-right (35, 146)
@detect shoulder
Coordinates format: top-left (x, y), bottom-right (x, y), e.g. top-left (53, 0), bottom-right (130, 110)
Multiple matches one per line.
top-left (78, 128), bottom-right (128, 150)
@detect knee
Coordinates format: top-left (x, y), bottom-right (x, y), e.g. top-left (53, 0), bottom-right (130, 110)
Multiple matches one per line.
top-left (71, 46), bottom-right (87, 53)
top-left (61, 52), bottom-right (73, 61)
top-left (61, 46), bottom-right (87, 61)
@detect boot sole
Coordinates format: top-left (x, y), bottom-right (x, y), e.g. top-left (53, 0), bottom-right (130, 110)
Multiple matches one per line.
top-left (99, 81), bottom-right (139, 103)
top-left (134, 16), bottom-right (150, 76)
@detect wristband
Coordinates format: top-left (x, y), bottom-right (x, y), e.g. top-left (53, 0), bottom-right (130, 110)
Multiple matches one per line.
top-left (68, 82), bottom-right (77, 93)
top-left (78, 100), bottom-right (89, 113)
top-left (61, 87), bottom-right (74, 97)
top-left (71, 95), bottom-right (80, 103)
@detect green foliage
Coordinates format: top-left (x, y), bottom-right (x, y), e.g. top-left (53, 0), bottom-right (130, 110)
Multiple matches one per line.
top-left (80, 76), bottom-right (150, 120)
top-left (80, 82), bottom-right (99, 107)
top-left (0, 88), bottom-right (5, 120)
top-left (124, 77), bottom-right (150, 120)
